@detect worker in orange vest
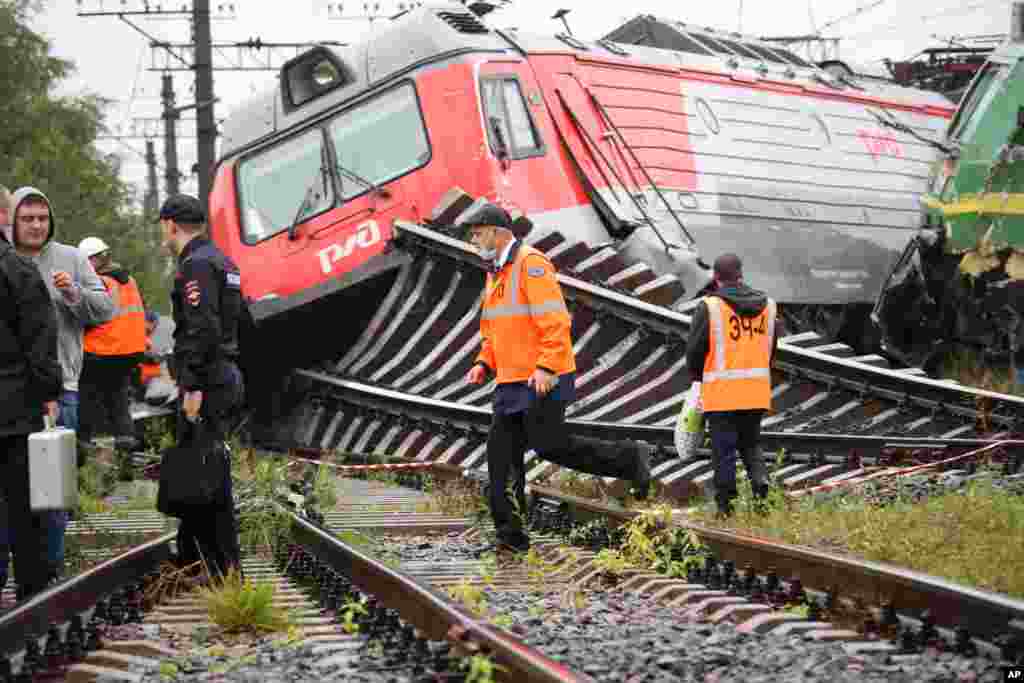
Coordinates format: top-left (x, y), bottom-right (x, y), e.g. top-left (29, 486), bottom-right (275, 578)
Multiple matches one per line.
top-left (459, 202), bottom-right (651, 554)
top-left (78, 237), bottom-right (148, 455)
top-left (685, 254), bottom-right (781, 516)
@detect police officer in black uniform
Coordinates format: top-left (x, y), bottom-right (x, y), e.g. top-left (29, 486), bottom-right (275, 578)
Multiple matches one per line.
top-left (159, 194), bottom-right (243, 580)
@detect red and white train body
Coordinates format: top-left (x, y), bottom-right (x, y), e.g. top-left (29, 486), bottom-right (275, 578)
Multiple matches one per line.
top-left (208, 5), bottom-right (955, 386)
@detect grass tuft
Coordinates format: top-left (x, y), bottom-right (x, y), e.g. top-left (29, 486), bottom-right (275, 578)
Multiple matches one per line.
top-left (691, 473), bottom-right (1024, 598)
top-left (231, 448), bottom-right (295, 555)
top-left (414, 476), bottom-right (487, 517)
top-left (198, 568), bottom-right (293, 634)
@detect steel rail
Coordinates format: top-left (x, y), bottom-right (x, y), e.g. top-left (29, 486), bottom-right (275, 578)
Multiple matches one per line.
top-left (287, 507), bottom-right (592, 683)
top-left (391, 221), bottom-right (1024, 429)
top-left (0, 532), bottom-right (175, 657)
top-left (295, 370), bottom-right (1024, 461)
top-left (527, 484), bottom-right (1024, 646)
top-left (0, 510), bottom-right (590, 682)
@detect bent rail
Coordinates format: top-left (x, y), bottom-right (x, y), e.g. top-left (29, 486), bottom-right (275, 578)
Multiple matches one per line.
top-left (294, 370), bottom-right (1023, 463)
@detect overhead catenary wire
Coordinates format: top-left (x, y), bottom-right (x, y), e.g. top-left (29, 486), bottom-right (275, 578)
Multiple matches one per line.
top-left (816, 0), bottom-right (891, 34)
top-left (837, 0), bottom-right (1009, 41)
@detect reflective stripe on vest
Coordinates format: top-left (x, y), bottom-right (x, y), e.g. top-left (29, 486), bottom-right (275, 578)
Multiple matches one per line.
top-left (478, 243), bottom-right (575, 383)
top-left (701, 296), bottom-right (776, 411)
top-left (479, 251), bottom-right (568, 321)
top-left (84, 275), bottom-right (148, 357)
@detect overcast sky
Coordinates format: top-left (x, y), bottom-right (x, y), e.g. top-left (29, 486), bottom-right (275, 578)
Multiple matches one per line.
top-left (28, 0), bottom-right (1012, 200)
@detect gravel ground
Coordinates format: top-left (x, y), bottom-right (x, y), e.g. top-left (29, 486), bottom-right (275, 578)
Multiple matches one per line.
top-left (125, 629), bottom-right (458, 683)
top-left (855, 470), bottom-right (1024, 506)
top-left (487, 591), bottom-right (1006, 683)
top-left (371, 533), bottom-right (1009, 683)
top-left (118, 526), bottom-right (1014, 682)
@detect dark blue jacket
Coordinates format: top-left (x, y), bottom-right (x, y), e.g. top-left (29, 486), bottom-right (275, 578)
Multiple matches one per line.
top-left (171, 236), bottom-right (242, 392)
top-left (0, 235), bottom-right (62, 435)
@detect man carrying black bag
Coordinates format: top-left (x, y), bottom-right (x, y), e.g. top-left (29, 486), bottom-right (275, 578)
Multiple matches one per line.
top-left (157, 194), bottom-right (243, 581)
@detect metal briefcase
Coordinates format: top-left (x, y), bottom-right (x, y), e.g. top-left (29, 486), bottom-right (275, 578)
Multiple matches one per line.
top-left (29, 415), bottom-right (78, 511)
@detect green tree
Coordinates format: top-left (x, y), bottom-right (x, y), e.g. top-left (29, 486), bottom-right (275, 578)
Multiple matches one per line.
top-left (0, 0), bottom-right (171, 312)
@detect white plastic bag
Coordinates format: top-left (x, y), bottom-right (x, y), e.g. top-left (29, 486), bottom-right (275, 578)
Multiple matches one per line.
top-left (674, 382), bottom-right (704, 459)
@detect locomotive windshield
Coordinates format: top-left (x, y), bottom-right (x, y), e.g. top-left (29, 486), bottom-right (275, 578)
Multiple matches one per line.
top-left (238, 128), bottom-right (333, 244)
top-left (328, 83), bottom-right (430, 200)
top-left (237, 82), bottom-right (429, 243)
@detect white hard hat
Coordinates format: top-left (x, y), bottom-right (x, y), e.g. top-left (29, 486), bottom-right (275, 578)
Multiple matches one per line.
top-left (78, 237), bottom-right (110, 259)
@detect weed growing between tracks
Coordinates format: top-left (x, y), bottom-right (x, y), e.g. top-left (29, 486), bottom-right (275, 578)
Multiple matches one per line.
top-left (415, 475), bottom-right (489, 517)
top-left (231, 448), bottom-right (294, 556)
top-left (590, 505), bottom-right (710, 584)
top-left (691, 472), bottom-right (1024, 598)
top-left (198, 567), bottom-right (295, 634)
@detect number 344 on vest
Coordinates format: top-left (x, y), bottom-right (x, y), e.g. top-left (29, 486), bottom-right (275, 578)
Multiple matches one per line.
top-left (701, 296), bottom-right (777, 412)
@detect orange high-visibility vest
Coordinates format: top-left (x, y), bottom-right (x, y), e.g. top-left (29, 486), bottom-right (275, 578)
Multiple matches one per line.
top-left (700, 295), bottom-right (777, 412)
top-left (476, 242), bottom-right (575, 384)
top-left (84, 274), bottom-right (147, 357)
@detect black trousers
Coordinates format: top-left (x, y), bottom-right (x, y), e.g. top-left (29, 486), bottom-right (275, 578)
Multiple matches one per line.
top-left (174, 362), bottom-right (243, 579)
top-left (79, 355), bottom-right (136, 442)
top-left (0, 435), bottom-right (51, 598)
top-left (706, 410), bottom-right (769, 514)
top-left (487, 394), bottom-right (641, 547)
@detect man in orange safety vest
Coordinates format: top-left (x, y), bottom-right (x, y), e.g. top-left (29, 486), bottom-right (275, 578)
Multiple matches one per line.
top-left (78, 236), bottom-right (148, 454)
top-left (685, 254), bottom-right (781, 516)
top-left (458, 201), bottom-right (651, 554)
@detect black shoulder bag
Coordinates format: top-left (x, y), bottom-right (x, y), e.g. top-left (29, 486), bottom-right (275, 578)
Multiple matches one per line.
top-left (156, 417), bottom-right (228, 517)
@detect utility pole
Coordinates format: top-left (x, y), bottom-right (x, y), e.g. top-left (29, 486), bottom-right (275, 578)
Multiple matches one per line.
top-left (193, 0), bottom-right (216, 207)
top-left (161, 73), bottom-right (181, 197)
top-left (144, 140), bottom-right (159, 218)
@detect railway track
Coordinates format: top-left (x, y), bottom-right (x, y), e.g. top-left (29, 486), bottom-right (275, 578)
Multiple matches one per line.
top-left (0, 504), bottom-right (586, 683)
top-left (292, 470), bottom-right (1024, 672)
top-left (16, 452), bottom-right (1020, 680)
top-left (263, 222), bottom-right (1023, 497)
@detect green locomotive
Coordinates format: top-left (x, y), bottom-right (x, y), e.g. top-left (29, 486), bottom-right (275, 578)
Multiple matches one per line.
top-left (873, 17), bottom-right (1024, 384)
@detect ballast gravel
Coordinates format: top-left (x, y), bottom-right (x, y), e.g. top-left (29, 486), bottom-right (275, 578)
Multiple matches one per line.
top-left (380, 533), bottom-right (1009, 683)
top-left (125, 634), bottom-right (453, 683)
top-left (856, 470), bottom-right (1024, 506)
top-left (124, 531), bottom-right (1011, 682)
top-left (485, 591), bottom-right (1006, 683)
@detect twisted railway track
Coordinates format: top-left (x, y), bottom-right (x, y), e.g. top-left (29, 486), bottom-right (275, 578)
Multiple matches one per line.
top-left (265, 218), bottom-right (1024, 499)
top-left (269, 222), bottom-right (1023, 483)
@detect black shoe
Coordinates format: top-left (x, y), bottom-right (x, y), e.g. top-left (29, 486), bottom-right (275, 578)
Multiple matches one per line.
top-left (631, 445), bottom-right (652, 501)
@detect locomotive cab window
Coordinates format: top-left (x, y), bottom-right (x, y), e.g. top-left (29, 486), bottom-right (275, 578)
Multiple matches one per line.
top-left (237, 128), bottom-right (334, 244)
top-left (481, 77), bottom-right (545, 160)
top-left (327, 82), bottom-right (431, 201)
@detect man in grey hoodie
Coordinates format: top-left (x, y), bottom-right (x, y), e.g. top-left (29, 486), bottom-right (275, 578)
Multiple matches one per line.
top-left (10, 186), bottom-right (115, 579)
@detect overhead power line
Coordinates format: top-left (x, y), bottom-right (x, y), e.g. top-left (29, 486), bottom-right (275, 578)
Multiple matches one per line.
top-left (817, 0), bottom-right (890, 34)
top-left (838, 0), bottom-right (1007, 41)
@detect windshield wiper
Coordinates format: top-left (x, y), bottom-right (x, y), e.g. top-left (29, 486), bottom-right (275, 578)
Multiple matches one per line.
top-left (287, 163), bottom-right (329, 241)
top-left (334, 161), bottom-right (391, 199)
top-left (869, 107), bottom-right (957, 157)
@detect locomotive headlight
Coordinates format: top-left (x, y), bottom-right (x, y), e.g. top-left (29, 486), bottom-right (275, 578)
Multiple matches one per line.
top-left (282, 47), bottom-right (352, 111)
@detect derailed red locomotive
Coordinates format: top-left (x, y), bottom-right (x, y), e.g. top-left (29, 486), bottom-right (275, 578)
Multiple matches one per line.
top-left (207, 5), bottom-right (956, 427)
